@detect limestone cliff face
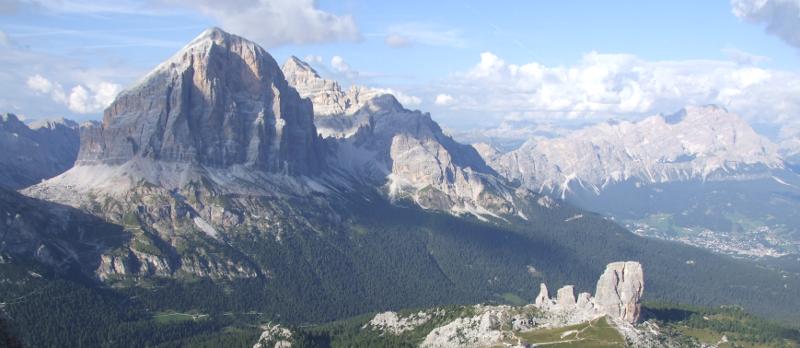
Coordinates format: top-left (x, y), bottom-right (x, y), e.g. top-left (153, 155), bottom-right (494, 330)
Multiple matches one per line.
top-left (534, 261), bottom-right (644, 324)
top-left (283, 56), bottom-right (526, 219)
top-left (282, 56), bottom-right (383, 138)
top-left (79, 28), bottom-right (323, 176)
top-left (594, 261), bottom-right (644, 323)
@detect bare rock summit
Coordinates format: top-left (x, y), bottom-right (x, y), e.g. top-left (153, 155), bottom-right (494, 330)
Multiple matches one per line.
top-left (79, 27), bottom-right (323, 176)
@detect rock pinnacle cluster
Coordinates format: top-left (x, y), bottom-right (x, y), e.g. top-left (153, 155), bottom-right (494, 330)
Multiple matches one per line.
top-left (535, 261), bottom-right (644, 323)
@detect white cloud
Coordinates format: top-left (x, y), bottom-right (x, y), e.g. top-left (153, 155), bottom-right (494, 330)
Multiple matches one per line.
top-left (722, 48), bottom-right (770, 65)
top-left (432, 51), bottom-right (800, 131)
top-left (329, 55), bottom-right (361, 80)
top-left (304, 55), bottom-right (323, 65)
top-left (732, 0), bottom-right (800, 49)
top-left (375, 88), bottom-right (422, 107)
top-left (26, 74), bottom-right (121, 114)
top-left (435, 94), bottom-right (456, 106)
top-left (384, 34), bottom-right (411, 48)
top-left (26, 74), bottom-right (55, 94)
top-left (168, 0), bottom-right (360, 47)
top-left (384, 22), bottom-right (466, 48)
top-left (330, 55), bottom-right (350, 74)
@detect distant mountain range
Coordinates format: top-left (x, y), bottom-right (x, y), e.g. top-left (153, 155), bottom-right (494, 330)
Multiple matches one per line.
top-left (477, 105), bottom-right (800, 257)
top-left (1, 27), bottom-right (799, 346)
top-left (0, 114), bottom-right (80, 189)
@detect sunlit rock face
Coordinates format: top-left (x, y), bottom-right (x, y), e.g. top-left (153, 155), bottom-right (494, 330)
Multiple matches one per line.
top-left (594, 261), bottom-right (644, 323)
top-left (283, 56), bottom-right (527, 220)
top-left (534, 261), bottom-right (644, 324)
top-left (79, 28), bottom-right (323, 176)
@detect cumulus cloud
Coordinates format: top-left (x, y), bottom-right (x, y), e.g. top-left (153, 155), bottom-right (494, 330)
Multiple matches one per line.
top-left (732, 0), bottom-right (800, 49)
top-left (168, 0), bottom-right (360, 47)
top-left (26, 74), bottom-right (55, 94)
top-left (330, 55), bottom-right (350, 73)
top-left (434, 94), bottom-right (456, 106)
top-left (375, 88), bottom-right (421, 107)
top-left (26, 74), bottom-right (121, 114)
top-left (329, 55), bottom-right (360, 79)
top-left (432, 51), bottom-right (800, 131)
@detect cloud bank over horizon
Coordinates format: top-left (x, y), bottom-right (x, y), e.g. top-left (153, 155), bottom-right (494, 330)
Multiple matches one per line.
top-left (426, 50), bottom-right (800, 139)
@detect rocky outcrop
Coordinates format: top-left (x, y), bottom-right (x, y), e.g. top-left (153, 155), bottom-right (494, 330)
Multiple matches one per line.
top-left (366, 310), bottom-right (439, 335)
top-left (534, 283), bottom-right (549, 307)
top-left (420, 305), bottom-right (534, 348)
top-left (594, 261), bottom-right (644, 323)
top-left (0, 114), bottom-right (80, 189)
top-left (78, 28), bottom-right (323, 177)
top-left (556, 285), bottom-right (576, 308)
top-left (253, 323), bottom-right (293, 348)
top-left (533, 261), bottom-right (644, 324)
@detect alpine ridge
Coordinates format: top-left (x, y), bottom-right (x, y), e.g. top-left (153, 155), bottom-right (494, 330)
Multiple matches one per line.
top-left (478, 105), bottom-right (800, 257)
top-left (484, 105), bottom-right (783, 197)
top-left (0, 113), bottom-right (80, 189)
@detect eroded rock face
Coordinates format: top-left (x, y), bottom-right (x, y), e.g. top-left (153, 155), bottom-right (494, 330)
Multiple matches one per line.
top-left (366, 310), bottom-right (439, 335)
top-left (594, 261), bottom-right (644, 323)
top-left (534, 283), bottom-right (550, 307)
top-left (282, 56), bottom-right (379, 124)
top-left (282, 56), bottom-right (527, 219)
top-left (79, 28), bottom-right (323, 176)
top-left (420, 305), bottom-right (519, 348)
top-left (556, 285), bottom-right (576, 308)
top-left (533, 261), bottom-right (644, 324)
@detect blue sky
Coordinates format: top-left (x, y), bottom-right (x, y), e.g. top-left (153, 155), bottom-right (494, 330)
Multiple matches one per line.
top-left (1, 0), bottom-right (799, 138)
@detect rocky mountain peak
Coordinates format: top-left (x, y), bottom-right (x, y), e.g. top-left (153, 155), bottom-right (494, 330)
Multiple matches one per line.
top-left (283, 55), bottom-right (321, 79)
top-left (281, 56), bottom-right (397, 135)
top-left (1, 113), bottom-right (27, 132)
top-left (77, 27), bottom-right (323, 177)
